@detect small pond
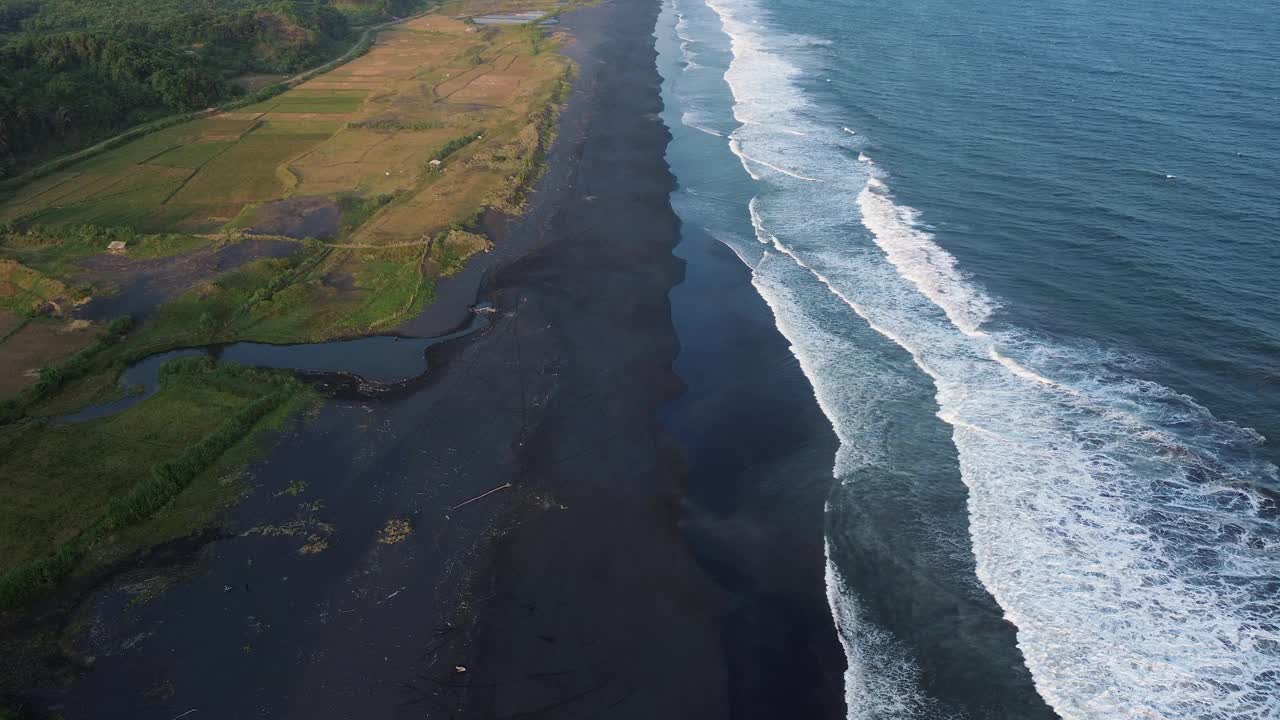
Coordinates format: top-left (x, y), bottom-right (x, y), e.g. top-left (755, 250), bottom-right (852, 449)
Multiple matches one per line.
top-left (59, 311), bottom-right (489, 423)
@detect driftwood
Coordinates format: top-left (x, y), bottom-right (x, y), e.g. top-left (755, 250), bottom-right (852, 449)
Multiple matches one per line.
top-left (449, 483), bottom-right (513, 511)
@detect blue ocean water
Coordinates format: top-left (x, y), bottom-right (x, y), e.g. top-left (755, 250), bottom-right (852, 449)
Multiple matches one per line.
top-left (655, 0), bottom-right (1280, 718)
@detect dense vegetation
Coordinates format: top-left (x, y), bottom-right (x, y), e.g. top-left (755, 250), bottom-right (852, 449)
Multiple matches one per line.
top-left (0, 33), bottom-right (228, 175)
top-left (0, 0), bottom-right (438, 176)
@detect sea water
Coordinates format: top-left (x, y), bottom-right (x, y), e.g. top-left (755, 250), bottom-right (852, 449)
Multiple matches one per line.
top-left (654, 0), bottom-right (1280, 717)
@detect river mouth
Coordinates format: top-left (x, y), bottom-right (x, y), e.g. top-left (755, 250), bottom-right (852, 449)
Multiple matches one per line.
top-left (59, 309), bottom-right (492, 424)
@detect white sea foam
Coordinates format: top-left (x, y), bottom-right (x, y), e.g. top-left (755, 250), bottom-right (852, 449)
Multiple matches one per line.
top-left (780, 172), bottom-right (1280, 720)
top-left (824, 538), bottom-right (958, 720)
top-left (695, 0), bottom-right (1280, 717)
top-left (748, 197), bottom-right (773, 244)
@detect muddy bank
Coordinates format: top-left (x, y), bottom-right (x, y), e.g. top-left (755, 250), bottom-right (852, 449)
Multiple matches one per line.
top-left (76, 238), bottom-right (300, 323)
top-left (242, 196), bottom-right (342, 241)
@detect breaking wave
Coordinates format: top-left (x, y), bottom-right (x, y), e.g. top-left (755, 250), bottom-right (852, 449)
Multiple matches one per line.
top-left (697, 0), bottom-right (1280, 716)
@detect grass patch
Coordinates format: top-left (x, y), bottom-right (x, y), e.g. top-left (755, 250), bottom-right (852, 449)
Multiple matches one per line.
top-left (434, 228), bottom-right (490, 276)
top-left (0, 315), bottom-right (133, 421)
top-left (256, 120), bottom-right (347, 135)
top-left (0, 259), bottom-right (73, 316)
top-left (126, 243), bottom-right (330, 349)
top-left (146, 142), bottom-right (234, 169)
top-left (341, 251), bottom-right (432, 330)
top-left (426, 131), bottom-right (484, 167)
top-left (170, 135), bottom-right (328, 205)
top-left (249, 95), bottom-right (367, 114)
top-left (25, 365), bottom-right (134, 418)
top-left (1, 225), bottom-right (207, 278)
top-left (338, 192), bottom-right (399, 235)
top-left (0, 357), bottom-right (308, 607)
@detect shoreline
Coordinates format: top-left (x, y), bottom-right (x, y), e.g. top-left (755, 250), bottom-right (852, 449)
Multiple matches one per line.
top-left (10, 0), bottom-right (847, 716)
top-left (19, 0), bottom-right (707, 715)
top-left (452, 0), bottom-right (847, 715)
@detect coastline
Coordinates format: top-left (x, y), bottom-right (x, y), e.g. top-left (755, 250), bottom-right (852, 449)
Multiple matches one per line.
top-left (453, 0), bottom-right (847, 715)
top-left (13, 0), bottom-right (848, 716)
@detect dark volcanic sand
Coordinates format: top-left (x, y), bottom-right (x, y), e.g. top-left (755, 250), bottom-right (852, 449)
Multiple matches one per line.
top-left (32, 0), bottom-right (845, 717)
top-left (452, 0), bottom-right (846, 717)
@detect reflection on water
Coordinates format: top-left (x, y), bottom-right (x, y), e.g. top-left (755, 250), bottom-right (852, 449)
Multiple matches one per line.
top-left (59, 311), bottom-right (489, 423)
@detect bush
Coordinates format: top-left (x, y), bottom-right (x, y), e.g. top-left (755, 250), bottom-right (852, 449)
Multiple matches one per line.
top-left (347, 118), bottom-right (441, 131)
top-left (0, 536), bottom-right (90, 607)
top-left (424, 131), bottom-right (483, 170)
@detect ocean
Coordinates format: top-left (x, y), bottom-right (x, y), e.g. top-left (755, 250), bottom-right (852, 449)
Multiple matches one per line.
top-left (653, 0), bottom-right (1280, 717)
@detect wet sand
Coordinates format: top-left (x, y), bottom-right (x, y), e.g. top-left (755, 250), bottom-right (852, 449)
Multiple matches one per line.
top-left (26, 0), bottom-right (846, 716)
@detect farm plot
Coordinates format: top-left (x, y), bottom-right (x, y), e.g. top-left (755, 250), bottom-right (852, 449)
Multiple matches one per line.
top-left (171, 134), bottom-right (329, 206)
top-left (287, 128), bottom-right (458, 196)
top-left (242, 89), bottom-right (370, 114)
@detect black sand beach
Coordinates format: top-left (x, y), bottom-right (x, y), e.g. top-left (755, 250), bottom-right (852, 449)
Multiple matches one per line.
top-left (23, 0), bottom-right (846, 716)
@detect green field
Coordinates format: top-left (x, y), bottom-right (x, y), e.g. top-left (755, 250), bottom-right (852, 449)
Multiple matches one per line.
top-left (256, 120), bottom-right (348, 135)
top-left (146, 142), bottom-right (235, 169)
top-left (171, 134), bottom-right (329, 205)
top-left (243, 93), bottom-right (369, 114)
top-left (0, 359), bottom-right (311, 598)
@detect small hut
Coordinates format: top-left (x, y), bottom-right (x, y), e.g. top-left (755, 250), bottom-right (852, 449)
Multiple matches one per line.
top-left (106, 240), bottom-right (128, 254)
top-left (428, 159), bottom-right (443, 171)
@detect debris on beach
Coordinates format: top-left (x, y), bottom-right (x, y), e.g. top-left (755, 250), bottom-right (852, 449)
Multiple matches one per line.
top-left (378, 518), bottom-right (413, 544)
top-left (449, 482), bottom-right (513, 510)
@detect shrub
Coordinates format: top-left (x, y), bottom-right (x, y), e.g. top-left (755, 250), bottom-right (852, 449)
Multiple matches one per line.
top-left (105, 385), bottom-right (296, 529)
top-left (424, 131), bottom-right (484, 171)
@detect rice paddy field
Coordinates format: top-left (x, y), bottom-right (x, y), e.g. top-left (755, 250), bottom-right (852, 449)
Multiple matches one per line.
top-left (1, 15), bottom-right (565, 234)
top-left (0, 6), bottom-right (570, 346)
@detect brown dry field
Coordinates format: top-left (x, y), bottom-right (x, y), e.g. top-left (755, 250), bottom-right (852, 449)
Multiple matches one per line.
top-left (0, 319), bottom-right (96, 399)
top-left (2, 6), bottom-right (568, 248)
top-left (0, 309), bottom-right (22, 338)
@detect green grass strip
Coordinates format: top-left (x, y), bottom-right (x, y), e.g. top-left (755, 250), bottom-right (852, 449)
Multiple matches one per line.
top-left (0, 361), bottom-right (302, 608)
